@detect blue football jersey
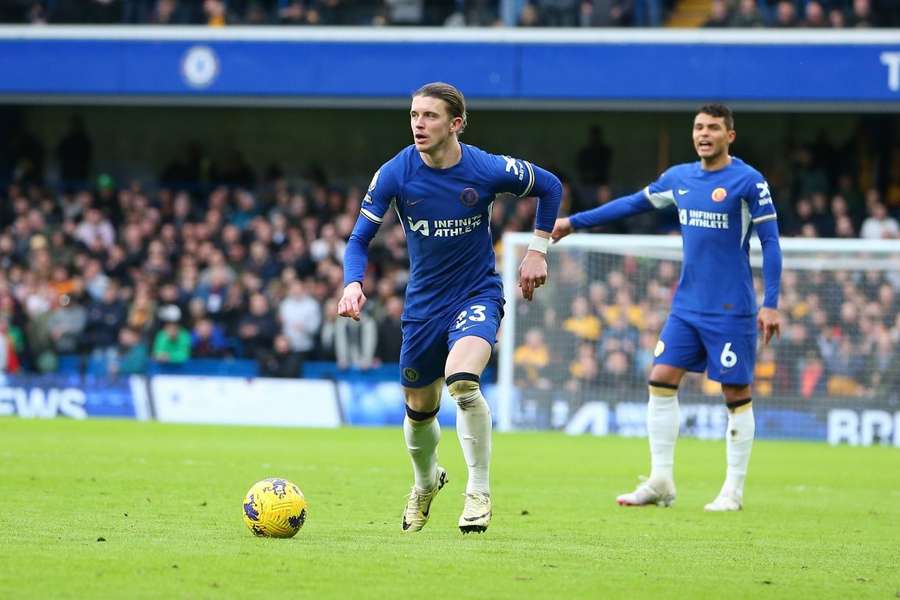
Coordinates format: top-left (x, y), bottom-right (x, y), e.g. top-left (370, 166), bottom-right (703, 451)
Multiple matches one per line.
top-left (360, 144), bottom-right (536, 320)
top-left (644, 157), bottom-right (777, 316)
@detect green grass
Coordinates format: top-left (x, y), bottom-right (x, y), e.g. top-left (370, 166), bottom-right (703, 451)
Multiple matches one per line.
top-left (0, 419), bottom-right (898, 599)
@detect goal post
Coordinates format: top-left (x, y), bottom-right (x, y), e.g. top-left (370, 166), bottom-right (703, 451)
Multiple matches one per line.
top-left (498, 232), bottom-right (900, 447)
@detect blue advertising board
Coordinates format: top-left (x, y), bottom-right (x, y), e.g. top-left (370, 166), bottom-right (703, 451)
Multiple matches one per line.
top-left (0, 374), bottom-right (149, 420)
top-left (0, 28), bottom-right (897, 107)
top-left (338, 381), bottom-right (499, 427)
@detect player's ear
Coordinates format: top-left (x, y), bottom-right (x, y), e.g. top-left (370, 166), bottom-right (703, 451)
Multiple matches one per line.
top-left (450, 116), bottom-right (463, 133)
top-left (728, 129), bottom-right (736, 144)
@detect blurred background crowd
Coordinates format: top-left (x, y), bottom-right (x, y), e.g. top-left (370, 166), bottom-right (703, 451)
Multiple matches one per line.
top-left (513, 254), bottom-right (900, 404)
top-left (0, 112), bottom-right (898, 398)
top-left (1, 0), bottom-right (898, 28)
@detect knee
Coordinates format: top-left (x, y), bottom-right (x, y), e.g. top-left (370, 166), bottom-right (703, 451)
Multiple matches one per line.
top-left (404, 383), bottom-right (440, 420)
top-left (648, 380), bottom-right (679, 398)
top-left (446, 372), bottom-right (484, 411)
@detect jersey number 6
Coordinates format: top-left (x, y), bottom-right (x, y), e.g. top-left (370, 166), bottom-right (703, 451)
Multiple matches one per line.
top-left (720, 342), bottom-right (738, 368)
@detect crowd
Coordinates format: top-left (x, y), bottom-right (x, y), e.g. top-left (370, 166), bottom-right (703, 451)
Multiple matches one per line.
top-left (2, 0), bottom-right (898, 27)
top-left (514, 253), bottom-right (900, 404)
top-left (1, 115), bottom-right (898, 400)
top-left (703, 0), bottom-right (897, 28)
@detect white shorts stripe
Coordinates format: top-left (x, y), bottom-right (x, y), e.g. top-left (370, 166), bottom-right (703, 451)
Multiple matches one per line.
top-left (752, 214), bottom-right (777, 224)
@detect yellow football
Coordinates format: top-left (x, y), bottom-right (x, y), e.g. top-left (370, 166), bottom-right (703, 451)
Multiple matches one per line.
top-left (242, 478), bottom-right (307, 538)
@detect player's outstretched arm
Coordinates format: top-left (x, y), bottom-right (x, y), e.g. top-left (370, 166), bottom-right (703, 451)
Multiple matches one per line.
top-left (552, 190), bottom-right (654, 243)
top-left (756, 218), bottom-right (783, 344)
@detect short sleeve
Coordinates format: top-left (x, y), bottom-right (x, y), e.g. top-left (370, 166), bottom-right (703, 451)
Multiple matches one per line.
top-left (359, 162), bottom-right (400, 225)
top-left (747, 173), bottom-right (777, 224)
top-left (486, 153), bottom-right (536, 198)
top-left (644, 168), bottom-right (678, 208)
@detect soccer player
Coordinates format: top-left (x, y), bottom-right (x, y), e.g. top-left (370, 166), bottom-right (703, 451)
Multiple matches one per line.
top-left (339, 82), bottom-right (562, 533)
top-left (552, 104), bottom-right (782, 511)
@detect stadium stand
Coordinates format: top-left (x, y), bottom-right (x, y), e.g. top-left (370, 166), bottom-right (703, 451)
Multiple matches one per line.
top-left (1, 0), bottom-right (898, 28)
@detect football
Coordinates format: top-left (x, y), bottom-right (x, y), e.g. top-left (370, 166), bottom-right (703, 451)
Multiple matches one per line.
top-left (242, 478), bottom-right (308, 538)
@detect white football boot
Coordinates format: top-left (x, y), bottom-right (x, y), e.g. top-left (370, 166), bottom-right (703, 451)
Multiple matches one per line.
top-left (401, 467), bottom-right (448, 532)
top-left (458, 492), bottom-right (492, 534)
top-left (616, 476), bottom-right (676, 507)
top-left (704, 489), bottom-right (742, 512)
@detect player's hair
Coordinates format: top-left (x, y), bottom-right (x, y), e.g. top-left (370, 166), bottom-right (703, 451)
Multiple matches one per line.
top-left (697, 103), bottom-right (734, 130)
top-left (412, 82), bottom-right (468, 134)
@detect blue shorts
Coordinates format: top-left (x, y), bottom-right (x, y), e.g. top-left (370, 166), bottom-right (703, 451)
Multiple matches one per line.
top-left (653, 310), bottom-right (757, 385)
top-left (399, 293), bottom-right (504, 388)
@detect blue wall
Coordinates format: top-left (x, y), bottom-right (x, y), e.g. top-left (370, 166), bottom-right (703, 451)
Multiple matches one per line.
top-left (1, 29), bottom-right (898, 106)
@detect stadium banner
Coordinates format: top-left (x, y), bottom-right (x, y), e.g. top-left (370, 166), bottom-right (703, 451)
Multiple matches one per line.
top-left (151, 375), bottom-right (341, 427)
top-left (0, 28), bottom-right (898, 108)
top-left (551, 399), bottom-right (900, 447)
top-left (0, 374), bottom-right (149, 420)
top-left (337, 381), bottom-right (499, 427)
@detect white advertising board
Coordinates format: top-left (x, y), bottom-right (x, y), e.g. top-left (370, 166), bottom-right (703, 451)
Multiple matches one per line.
top-left (152, 376), bottom-right (341, 427)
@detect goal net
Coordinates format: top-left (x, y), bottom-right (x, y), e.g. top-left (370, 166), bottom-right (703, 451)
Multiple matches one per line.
top-left (498, 233), bottom-right (900, 447)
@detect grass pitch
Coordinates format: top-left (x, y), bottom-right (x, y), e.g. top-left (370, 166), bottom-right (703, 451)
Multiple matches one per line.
top-left (0, 418), bottom-right (897, 599)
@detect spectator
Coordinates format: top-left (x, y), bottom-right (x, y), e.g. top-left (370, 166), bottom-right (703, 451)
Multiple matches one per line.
top-left (860, 202), bottom-right (899, 239)
top-left (730, 0), bottom-right (763, 27)
top-left (279, 280), bottom-right (321, 357)
top-left (0, 315), bottom-right (21, 374)
top-left (190, 317), bottom-right (230, 358)
top-left (703, 0), bottom-right (730, 27)
top-left (802, 0), bottom-right (827, 27)
top-left (375, 295), bottom-right (403, 363)
top-left (566, 341), bottom-right (601, 394)
top-left (849, 0), bottom-right (874, 27)
top-left (47, 286), bottom-right (87, 355)
top-left (829, 7), bottom-right (846, 28)
top-left (203, 0), bottom-right (228, 25)
top-left (152, 304), bottom-right (191, 363)
top-left (109, 326), bottom-right (149, 376)
top-left (237, 292), bottom-right (279, 359)
top-left (563, 296), bottom-right (601, 342)
top-left (335, 308), bottom-right (377, 370)
top-left (75, 207), bottom-right (115, 250)
top-left (259, 333), bottom-right (302, 378)
top-left (514, 328), bottom-right (552, 390)
top-left (517, 2), bottom-right (540, 25)
top-left (84, 280), bottom-right (127, 358)
top-left (772, 0), bottom-right (797, 27)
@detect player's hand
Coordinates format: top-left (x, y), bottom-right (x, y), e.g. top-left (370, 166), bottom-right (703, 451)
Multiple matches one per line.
top-left (758, 307), bottom-right (781, 345)
top-left (338, 282), bottom-right (366, 321)
top-left (550, 217), bottom-right (573, 244)
top-left (518, 250), bottom-right (548, 302)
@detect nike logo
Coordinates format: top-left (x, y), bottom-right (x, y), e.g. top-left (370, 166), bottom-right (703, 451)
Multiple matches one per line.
top-left (678, 189), bottom-right (689, 195)
top-left (463, 511), bottom-right (491, 522)
top-left (457, 325), bottom-right (478, 332)
top-left (407, 198), bottom-right (424, 206)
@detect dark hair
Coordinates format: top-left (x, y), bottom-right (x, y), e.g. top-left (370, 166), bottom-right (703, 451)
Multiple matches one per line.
top-left (697, 103), bottom-right (734, 130)
top-left (412, 82), bottom-right (468, 134)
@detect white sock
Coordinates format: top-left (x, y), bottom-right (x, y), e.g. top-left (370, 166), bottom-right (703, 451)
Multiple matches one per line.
top-left (403, 416), bottom-right (440, 491)
top-left (647, 388), bottom-right (680, 482)
top-left (451, 382), bottom-right (492, 495)
top-left (724, 405), bottom-right (755, 497)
